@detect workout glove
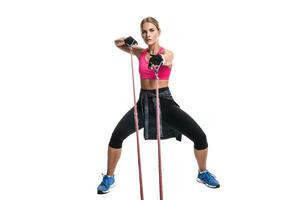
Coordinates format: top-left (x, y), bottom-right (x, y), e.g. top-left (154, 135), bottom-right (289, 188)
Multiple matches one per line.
top-left (149, 54), bottom-right (164, 68)
top-left (124, 36), bottom-right (138, 47)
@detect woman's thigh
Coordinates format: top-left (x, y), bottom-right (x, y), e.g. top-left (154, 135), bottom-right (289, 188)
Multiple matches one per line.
top-left (109, 105), bottom-right (144, 148)
top-left (162, 105), bottom-right (208, 149)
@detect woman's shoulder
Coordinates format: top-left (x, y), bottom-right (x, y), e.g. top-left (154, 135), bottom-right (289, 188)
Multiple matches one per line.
top-left (160, 47), bottom-right (173, 55)
top-left (160, 48), bottom-right (174, 58)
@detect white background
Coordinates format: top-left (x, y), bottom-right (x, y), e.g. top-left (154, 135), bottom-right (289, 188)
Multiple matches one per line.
top-left (1, 0), bottom-right (300, 199)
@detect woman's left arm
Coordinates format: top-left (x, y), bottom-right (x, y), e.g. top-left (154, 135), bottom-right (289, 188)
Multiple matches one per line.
top-left (162, 49), bottom-right (174, 68)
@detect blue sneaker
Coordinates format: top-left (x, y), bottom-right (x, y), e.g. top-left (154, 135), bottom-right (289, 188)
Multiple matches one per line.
top-left (97, 174), bottom-right (116, 194)
top-left (197, 170), bottom-right (220, 188)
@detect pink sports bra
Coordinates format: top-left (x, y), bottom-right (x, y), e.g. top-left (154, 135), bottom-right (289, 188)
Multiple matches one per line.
top-left (138, 47), bottom-right (172, 80)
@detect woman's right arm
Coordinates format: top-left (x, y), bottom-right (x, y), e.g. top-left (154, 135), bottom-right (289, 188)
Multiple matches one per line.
top-left (114, 37), bottom-right (144, 57)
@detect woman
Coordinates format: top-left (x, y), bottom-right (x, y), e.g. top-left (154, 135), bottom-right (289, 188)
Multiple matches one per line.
top-left (97, 17), bottom-right (220, 194)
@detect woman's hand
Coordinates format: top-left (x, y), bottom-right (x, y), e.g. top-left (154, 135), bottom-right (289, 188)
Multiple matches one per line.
top-left (124, 36), bottom-right (138, 47)
top-left (114, 36), bottom-right (143, 57)
top-left (114, 37), bottom-right (126, 47)
top-left (148, 54), bottom-right (164, 68)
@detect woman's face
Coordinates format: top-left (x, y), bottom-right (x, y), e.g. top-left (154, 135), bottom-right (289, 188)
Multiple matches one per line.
top-left (141, 22), bottom-right (160, 46)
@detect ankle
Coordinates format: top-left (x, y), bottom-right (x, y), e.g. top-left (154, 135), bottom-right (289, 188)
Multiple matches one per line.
top-left (198, 168), bottom-right (207, 173)
top-left (199, 169), bottom-right (207, 173)
top-left (106, 173), bottom-right (114, 177)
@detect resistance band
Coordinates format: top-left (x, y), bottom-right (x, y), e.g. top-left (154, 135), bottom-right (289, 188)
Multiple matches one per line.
top-left (130, 47), bottom-right (144, 200)
top-left (129, 47), bottom-right (164, 200)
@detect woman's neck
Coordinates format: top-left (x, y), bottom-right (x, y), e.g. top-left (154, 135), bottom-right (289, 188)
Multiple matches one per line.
top-left (148, 43), bottom-right (160, 54)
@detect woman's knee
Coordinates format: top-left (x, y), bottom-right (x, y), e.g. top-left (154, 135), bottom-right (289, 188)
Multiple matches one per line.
top-left (194, 140), bottom-right (208, 150)
top-left (109, 135), bottom-right (124, 149)
top-left (109, 126), bottom-right (135, 149)
top-left (192, 132), bottom-right (208, 150)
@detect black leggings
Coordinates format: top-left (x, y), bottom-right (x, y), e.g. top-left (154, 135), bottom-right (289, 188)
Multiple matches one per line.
top-left (109, 94), bottom-right (208, 150)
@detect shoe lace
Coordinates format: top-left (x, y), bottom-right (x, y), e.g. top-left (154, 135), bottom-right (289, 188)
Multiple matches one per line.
top-left (207, 171), bottom-right (216, 178)
top-left (203, 171), bottom-right (217, 183)
top-left (100, 173), bottom-right (110, 188)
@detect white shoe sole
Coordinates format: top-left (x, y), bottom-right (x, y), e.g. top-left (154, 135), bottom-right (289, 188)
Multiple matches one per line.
top-left (197, 178), bottom-right (220, 188)
top-left (97, 182), bottom-right (116, 194)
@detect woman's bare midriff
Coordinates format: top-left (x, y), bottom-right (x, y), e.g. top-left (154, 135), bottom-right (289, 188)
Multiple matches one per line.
top-left (141, 79), bottom-right (169, 90)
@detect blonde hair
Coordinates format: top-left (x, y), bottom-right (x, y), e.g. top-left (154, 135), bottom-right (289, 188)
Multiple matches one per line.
top-left (140, 16), bottom-right (161, 32)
